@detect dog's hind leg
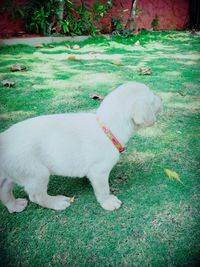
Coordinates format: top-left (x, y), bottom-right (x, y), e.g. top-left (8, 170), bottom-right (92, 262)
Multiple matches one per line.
top-left (24, 167), bottom-right (71, 211)
top-left (0, 177), bottom-right (28, 213)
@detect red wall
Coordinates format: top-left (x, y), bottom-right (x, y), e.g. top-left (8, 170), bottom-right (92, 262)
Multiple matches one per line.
top-left (136, 0), bottom-right (189, 30)
top-left (111, 0), bottom-right (189, 30)
top-left (0, 0), bottom-right (189, 36)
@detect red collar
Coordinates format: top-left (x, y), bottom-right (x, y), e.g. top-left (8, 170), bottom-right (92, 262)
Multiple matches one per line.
top-left (97, 117), bottom-right (125, 154)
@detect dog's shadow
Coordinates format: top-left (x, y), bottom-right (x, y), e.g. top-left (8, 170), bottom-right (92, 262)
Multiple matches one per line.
top-left (48, 175), bottom-right (91, 197)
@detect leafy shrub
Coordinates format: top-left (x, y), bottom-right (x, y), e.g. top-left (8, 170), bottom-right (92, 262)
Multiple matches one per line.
top-left (14, 0), bottom-right (113, 36)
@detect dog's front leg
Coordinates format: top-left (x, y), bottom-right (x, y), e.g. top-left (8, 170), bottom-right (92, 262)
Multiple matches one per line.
top-left (88, 170), bottom-right (122, 211)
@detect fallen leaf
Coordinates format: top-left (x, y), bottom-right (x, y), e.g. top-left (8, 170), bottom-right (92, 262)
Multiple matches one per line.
top-left (67, 55), bottom-right (81, 61)
top-left (164, 169), bottom-right (183, 184)
top-left (72, 44), bottom-right (80, 50)
top-left (11, 64), bottom-right (27, 72)
top-left (140, 67), bottom-right (151, 75)
top-left (111, 61), bottom-right (124, 66)
top-left (134, 40), bottom-right (140, 46)
top-left (66, 44), bottom-right (71, 49)
top-left (69, 196), bottom-right (75, 203)
top-left (34, 44), bottom-right (43, 48)
top-left (178, 91), bottom-right (187, 96)
top-left (89, 93), bottom-right (104, 101)
top-left (1, 80), bottom-right (15, 87)
top-left (49, 44), bottom-right (55, 48)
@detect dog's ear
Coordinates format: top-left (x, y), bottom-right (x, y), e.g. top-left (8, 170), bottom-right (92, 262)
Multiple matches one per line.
top-left (132, 101), bottom-right (156, 127)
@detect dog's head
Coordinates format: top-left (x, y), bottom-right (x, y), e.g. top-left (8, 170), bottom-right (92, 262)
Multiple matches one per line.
top-left (130, 86), bottom-right (162, 128)
top-left (97, 82), bottom-right (162, 129)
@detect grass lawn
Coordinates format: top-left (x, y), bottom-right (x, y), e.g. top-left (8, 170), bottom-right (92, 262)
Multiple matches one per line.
top-left (0, 32), bottom-right (199, 267)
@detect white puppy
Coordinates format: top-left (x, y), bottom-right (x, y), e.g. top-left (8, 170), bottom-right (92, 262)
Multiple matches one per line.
top-left (0, 82), bottom-right (162, 213)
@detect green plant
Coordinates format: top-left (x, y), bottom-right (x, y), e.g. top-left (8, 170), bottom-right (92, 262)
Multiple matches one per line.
top-left (2, 0), bottom-right (124, 36)
top-left (62, 0), bottom-right (111, 36)
top-left (0, 0), bottom-right (25, 23)
top-left (59, 19), bottom-right (69, 34)
top-left (111, 9), bottom-right (133, 38)
top-left (16, 0), bottom-right (62, 34)
top-left (111, 4), bottom-right (128, 31)
top-left (29, 6), bottom-right (50, 34)
top-left (111, 16), bottom-right (123, 32)
top-left (151, 14), bottom-right (159, 30)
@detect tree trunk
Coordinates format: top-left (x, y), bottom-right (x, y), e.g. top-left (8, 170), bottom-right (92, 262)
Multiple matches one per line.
top-left (125, 0), bottom-right (138, 31)
top-left (80, 0), bottom-right (85, 8)
top-left (53, 0), bottom-right (64, 33)
top-left (58, 0), bottom-right (64, 21)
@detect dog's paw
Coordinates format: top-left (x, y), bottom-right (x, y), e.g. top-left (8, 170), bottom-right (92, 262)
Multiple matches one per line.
top-left (47, 195), bottom-right (71, 210)
top-left (7, 198), bottom-right (28, 213)
top-left (100, 195), bottom-right (122, 211)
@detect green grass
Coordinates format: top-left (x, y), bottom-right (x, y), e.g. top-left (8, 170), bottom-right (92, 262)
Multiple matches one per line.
top-left (0, 31), bottom-right (200, 266)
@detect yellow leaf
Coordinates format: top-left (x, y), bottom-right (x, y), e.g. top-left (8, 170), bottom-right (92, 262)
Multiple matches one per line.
top-left (111, 61), bottom-right (124, 66)
top-left (69, 196), bottom-right (75, 203)
top-left (164, 169), bottom-right (183, 184)
top-left (67, 55), bottom-right (81, 61)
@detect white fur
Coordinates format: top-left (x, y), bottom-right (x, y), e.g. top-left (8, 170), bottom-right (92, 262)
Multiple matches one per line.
top-left (0, 82), bottom-right (162, 213)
